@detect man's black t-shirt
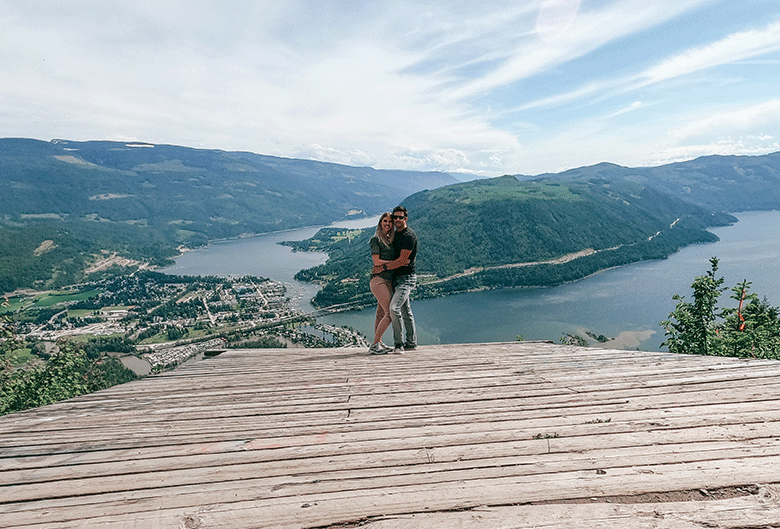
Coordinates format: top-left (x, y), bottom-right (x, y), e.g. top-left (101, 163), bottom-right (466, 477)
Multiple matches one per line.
top-left (393, 226), bottom-right (417, 276)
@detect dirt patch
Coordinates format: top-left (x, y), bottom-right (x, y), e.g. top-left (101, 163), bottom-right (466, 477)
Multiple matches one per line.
top-left (33, 240), bottom-right (55, 256)
top-left (86, 253), bottom-right (142, 273)
top-left (89, 193), bottom-right (133, 200)
top-left (53, 154), bottom-right (99, 167)
top-left (599, 329), bottom-right (657, 350)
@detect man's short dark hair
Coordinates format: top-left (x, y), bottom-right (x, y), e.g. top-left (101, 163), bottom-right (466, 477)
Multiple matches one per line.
top-left (392, 206), bottom-right (408, 217)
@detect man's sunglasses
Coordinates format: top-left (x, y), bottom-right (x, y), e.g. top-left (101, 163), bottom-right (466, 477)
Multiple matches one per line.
top-left (392, 215), bottom-right (406, 220)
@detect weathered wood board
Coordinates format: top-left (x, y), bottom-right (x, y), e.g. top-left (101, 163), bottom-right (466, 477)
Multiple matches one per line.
top-left (1, 343), bottom-right (779, 528)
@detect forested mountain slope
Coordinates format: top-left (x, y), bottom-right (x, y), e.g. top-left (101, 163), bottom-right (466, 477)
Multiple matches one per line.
top-left (0, 138), bottom-right (457, 292)
top-left (2, 138), bottom-right (775, 296)
top-left (533, 152), bottom-right (780, 212)
top-left (0, 138), bottom-right (456, 237)
top-left (298, 175), bottom-right (735, 307)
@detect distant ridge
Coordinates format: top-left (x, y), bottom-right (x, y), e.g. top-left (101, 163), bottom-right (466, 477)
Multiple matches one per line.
top-left (2, 139), bottom-right (779, 294)
top-left (531, 151), bottom-right (780, 212)
top-left (0, 138), bottom-right (459, 291)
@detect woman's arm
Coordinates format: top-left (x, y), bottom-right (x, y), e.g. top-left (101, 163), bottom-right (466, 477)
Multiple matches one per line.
top-left (371, 251), bottom-right (410, 274)
top-left (372, 254), bottom-right (392, 266)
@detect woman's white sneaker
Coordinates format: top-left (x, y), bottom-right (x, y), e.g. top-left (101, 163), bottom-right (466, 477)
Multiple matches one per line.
top-left (369, 342), bottom-right (389, 355)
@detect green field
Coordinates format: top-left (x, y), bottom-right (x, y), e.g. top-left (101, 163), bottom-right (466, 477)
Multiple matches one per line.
top-left (1, 289), bottom-right (100, 314)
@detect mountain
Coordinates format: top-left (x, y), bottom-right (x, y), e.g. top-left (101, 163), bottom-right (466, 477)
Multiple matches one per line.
top-left (3, 138), bottom-right (777, 296)
top-left (532, 152), bottom-right (780, 212)
top-left (298, 175), bottom-right (736, 307)
top-left (0, 138), bottom-right (457, 236)
top-left (0, 138), bottom-right (458, 292)
top-left (302, 151), bottom-right (780, 308)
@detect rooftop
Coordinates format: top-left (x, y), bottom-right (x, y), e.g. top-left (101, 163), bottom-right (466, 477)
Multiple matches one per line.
top-left (2, 342), bottom-right (780, 528)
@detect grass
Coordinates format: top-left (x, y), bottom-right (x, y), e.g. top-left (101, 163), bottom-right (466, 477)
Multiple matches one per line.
top-left (2, 347), bottom-right (35, 366)
top-left (1, 289), bottom-right (101, 315)
top-left (67, 309), bottom-right (96, 318)
top-left (35, 290), bottom-right (100, 307)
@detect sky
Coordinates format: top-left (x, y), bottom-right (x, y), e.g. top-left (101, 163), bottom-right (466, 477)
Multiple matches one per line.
top-left (2, 0), bottom-right (780, 177)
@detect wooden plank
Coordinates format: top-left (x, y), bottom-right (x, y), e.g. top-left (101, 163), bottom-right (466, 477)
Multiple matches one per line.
top-left (3, 438), bottom-right (779, 510)
top-left (2, 343), bottom-right (780, 529)
top-left (5, 410), bottom-right (780, 489)
top-left (5, 401), bottom-right (780, 479)
top-left (358, 486), bottom-right (780, 529)
top-left (3, 458), bottom-right (780, 528)
top-left (4, 383), bottom-right (780, 461)
top-left (7, 362), bottom-right (780, 434)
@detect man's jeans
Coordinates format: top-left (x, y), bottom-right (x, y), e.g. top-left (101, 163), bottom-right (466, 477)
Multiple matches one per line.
top-left (390, 273), bottom-right (416, 347)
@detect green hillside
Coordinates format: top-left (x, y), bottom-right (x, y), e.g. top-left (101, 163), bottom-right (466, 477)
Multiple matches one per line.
top-left (0, 138), bottom-right (458, 292)
top-left (535, 152), bottom-right (780, 212)
top-left (2, 138), bottom-right (776, 297)
top-left (298, 175), bottom-right (736, 307)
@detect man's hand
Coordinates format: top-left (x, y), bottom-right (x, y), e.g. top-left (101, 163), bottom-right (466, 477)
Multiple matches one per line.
top-left (372, 258), bottom-right (409, 274)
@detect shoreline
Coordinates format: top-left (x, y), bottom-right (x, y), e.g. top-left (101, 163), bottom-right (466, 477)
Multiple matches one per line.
top-left (192, 215), bottom-right (380, 246)
top-left (165, 215), bottom-right (380, 262)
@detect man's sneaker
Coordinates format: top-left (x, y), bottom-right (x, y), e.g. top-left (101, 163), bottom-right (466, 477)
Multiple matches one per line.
top-left (368, 342), bottom-right (388, 355)
top-left (393, 344), bottom-right (404, 354)
top-left (403, 343), bottom-right (417, 351)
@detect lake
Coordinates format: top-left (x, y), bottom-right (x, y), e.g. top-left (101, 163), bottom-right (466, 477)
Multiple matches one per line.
top-left (160, 217), bottom-right (375, 310)
top-left (161, 211), bottom-right (780, 351)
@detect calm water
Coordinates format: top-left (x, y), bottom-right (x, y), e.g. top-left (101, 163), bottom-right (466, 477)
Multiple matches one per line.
top-left (160, 217), bottom-right (376, 308)
top-left (161, 211), bottom-right (780, 351)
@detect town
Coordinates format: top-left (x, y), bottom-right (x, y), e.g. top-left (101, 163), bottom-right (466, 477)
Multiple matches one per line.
top-left (2, 270), bottom-right (368, 375)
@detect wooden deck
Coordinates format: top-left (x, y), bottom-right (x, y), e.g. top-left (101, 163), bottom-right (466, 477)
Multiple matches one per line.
top-left (2, 342), bottom-right (780, 528)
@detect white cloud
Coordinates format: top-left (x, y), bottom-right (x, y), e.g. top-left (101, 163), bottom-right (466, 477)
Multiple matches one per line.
top-left (649, 137), bottom-right (780, 167)
top-left (1, 0), bottom-right (779, 175)
top-left (606, 101), bottom-right (644, 119)
top-left (642, 20), bottom-right (780, 84)
top-left (449, 0), bottom-right (713, 100)
top-left (515, 16), bottom-right (780, 114)
top-left (535, 0), bottom-right (581, 40)
top-left (670, 99), bottom-right (780, 141)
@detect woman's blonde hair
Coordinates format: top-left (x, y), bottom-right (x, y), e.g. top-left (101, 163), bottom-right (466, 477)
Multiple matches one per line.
top-left (375, 212), bottom-right (394, 247)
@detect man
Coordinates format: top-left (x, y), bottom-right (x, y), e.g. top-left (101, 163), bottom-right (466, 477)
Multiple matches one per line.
top-left (375, 206), bottom-right (417, 353)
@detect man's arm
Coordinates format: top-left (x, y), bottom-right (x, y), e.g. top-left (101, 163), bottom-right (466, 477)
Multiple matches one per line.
top-left (371, 253), bottom-right (407, 267)
top-left (372, 250), bottom-right (411, 274)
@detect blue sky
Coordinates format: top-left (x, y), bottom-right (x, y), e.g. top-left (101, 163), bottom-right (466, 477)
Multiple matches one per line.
top-left (2, 0), bottom-right (779, 176)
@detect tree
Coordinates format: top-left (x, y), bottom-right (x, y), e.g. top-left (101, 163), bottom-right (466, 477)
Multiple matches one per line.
top-left (166, 325), bottom-right (186, 341)
top-left (661, 257), bottom-right (724, 356)
top-left (1, 340), bottom-right (137, 416)
top-left (719, 281), bottom-right (780, 358)
top-left (1, 344), bottom-right (88, 415)
top-left (661, 258), bottom-right (780, 359)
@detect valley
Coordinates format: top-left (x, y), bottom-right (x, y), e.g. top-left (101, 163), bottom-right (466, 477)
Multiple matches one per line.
top-left (3, 138), bottom-right (780, 413)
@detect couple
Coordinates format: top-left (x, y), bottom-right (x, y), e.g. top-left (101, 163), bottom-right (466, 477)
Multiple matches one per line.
top-left (368, 206), bottom-right (417, 355)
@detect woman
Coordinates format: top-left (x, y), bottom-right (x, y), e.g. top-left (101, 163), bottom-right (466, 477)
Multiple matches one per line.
top-left (368, 212), bottom-right (396, 354)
